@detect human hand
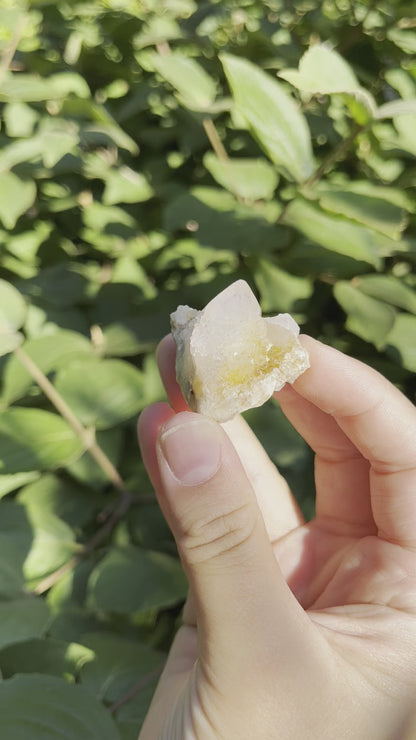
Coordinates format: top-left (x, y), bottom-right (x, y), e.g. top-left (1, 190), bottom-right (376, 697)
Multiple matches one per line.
top-left (137, 335), bottom-right (416, 739)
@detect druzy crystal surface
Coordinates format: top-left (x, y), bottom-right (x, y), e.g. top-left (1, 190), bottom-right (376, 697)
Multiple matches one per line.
top-left (170, 280), bottom-right (309, 423)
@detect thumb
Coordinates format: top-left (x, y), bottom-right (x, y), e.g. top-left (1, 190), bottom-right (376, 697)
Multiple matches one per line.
top-left (155, 411), bottom-right (307, 673)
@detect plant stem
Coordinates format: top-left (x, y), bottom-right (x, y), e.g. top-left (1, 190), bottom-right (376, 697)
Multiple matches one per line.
top-left (108, 665), bottom-right (164, 714)
top-left (203, 117), bottom-right (229, 161)
top-left (34, 490), bottom-right (134, 594)
top-left (13, 345), bottom-right (126, 494)
top-left (303, 122), bottom-right (364, 188)
top-left (0, 12), bottom-right (27, 87)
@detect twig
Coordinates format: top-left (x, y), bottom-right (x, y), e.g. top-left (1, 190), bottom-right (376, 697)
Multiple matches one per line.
top-left (108, 665), bottom-right (164, 714)
top-left (303, 122), bottom-right (365, 189)
top-left (13, 345), bottom-right (126, 495)
top-left (202, 117), bottom-right (229, 162)
top-left (34, 490), bottom-right (134, 594)
top-left (0, 12), bottom-right (27, 87)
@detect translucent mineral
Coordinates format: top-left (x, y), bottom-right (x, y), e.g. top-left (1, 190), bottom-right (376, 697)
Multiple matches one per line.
top-left (170, 280), bottom-right (310, 423)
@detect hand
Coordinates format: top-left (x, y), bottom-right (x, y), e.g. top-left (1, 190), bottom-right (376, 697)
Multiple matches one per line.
top-left (137, 335), bottom-right (416, 739)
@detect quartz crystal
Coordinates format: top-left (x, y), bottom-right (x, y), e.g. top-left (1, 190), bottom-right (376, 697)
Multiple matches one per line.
top-left (170, 280), bottom-right (310, 423)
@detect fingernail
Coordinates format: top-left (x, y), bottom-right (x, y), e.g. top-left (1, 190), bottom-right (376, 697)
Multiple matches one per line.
top-left (159, 417), bottom-right (221, 486)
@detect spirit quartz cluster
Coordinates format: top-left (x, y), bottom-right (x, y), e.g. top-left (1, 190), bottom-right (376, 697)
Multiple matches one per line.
top-left (170, 280), bottom-right (310, 423)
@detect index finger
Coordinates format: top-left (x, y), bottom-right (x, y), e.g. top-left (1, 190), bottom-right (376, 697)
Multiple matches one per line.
top-left (288, 337), bottom-right (416, 549)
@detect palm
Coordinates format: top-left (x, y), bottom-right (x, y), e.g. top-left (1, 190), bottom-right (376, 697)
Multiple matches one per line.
top-left (138, 336), bottom-right (416, 739)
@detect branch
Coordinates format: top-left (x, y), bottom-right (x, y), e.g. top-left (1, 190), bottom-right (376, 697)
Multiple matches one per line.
top-left (0, 12), bottom-right (27, 87)
top-left (13, 345), bottom-right (126, 495)
top-left (34, 490), bottom-right (134, 594)
top-left (202, 117), bottom-right (229, 162)
top-left (108, 665), bottom-right (164, 715)
top-left (303, 121), bottom-right (365, 188)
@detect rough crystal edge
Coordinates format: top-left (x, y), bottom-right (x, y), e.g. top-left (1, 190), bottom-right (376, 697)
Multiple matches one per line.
top-left (170, 281), bottom-right (310, 422)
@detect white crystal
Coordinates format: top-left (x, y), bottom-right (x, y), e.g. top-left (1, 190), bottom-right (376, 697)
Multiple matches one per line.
top-left (170, 280), bottom-right (310, 423)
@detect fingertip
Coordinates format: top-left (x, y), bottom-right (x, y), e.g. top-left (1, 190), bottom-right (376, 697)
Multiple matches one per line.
top-left (156, 334), bottom-right (189, 412)
top-left (138, 402), bottom-right (176, 492)
top-left (156, 334), bottom-right (175, 369)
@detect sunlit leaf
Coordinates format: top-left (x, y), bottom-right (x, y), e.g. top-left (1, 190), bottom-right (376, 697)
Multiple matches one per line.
top-left (203, 153), bottom-right (278, 201)
top-left (151, 51), bottom-right (217, 111)
top-left (221, 53), bottom-right (314, 182)
top-left (279, 43), bottom-right (361, 94)
top-left (353, 274), bottom-right (416, 314)
top-left (0, 332), bottom-right (23, 357)
top-left (317, 183), bottom-right (408, 239)
top-left (54, 359), bottom-right (145, 430)
top-left (0, 409), bottom-right (84, 474)
top-left (0, 72), bottom-right (90, 102)
top-left (283, 198), bottom-right (396, 268)
top-left (334, 281), bottom-right (396, 349)
top-left (0, 280), bottom-right (27, 334)
top-left (0, 174), bottom-right (36, 230)
top-left (103, 168), bottom-right (154, 205)
top-left (253, 257), bottom-right (313, 316)
top-left (386, 314), bottom-right (416, 371)
top-left (1, 330), bottom-right (94, 406)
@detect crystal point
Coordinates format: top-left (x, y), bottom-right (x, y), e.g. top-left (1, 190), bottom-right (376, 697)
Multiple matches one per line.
top-left (170, 280), bottom-right (309, 422)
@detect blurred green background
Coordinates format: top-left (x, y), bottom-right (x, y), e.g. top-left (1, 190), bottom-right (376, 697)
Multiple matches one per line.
top-left (0, 1), bottom-right (415, 737)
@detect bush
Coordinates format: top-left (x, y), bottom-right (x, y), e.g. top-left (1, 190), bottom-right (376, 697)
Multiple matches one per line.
top-left (0, 1), bottom-right (415, 736)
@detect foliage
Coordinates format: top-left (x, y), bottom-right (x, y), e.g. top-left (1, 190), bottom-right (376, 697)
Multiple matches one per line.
top-left (0, 0), bottom-right (415, 736)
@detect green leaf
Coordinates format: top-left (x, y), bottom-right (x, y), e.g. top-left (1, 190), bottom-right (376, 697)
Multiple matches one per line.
top-left (3, 101), bottom-right (39, 137)
top-left (352, 275), bottom-right (416, 314)
top-left (0, 638), bottom-right (94, 680)
top-left (386, 314), bottom-right (416, 372)
top-left (0, 472), bottom-right (40, 500)
top-left (111, 255), bottom-right (157, 297)
top-left (252, 258), bottom-right (313, 315)
top-left (0, 598), bottom-right (50, 650)
top-left (0, 71), bottom-right (90, 102)
top-left (0, 174), bottom-right (36, 229)
top-left (376, 99), bottom-right (416, 120)
top-left (280, 239), bottom-right (373, 279)
top-left (203, 153), bottom-right (278, 201)
top-left (1, 330), bottom-right (94, 406)
top-left (54, 359), bottom-right (145, 430)
top-left (283, 198), bottom-right (395, 268)
top-left (317, 183), bottom-right (408, 239)
top-left (0, 332), bottom-right (23, 358)
top-left (18, 264), bottom-right (88, 308)
top-left (23, 506), bottom-right (77, 585)
top-left (164, 188), bottom-right (283, 254)
top-left (0, 674), bottom-right (120, 739)
top-left (0, 280), bottom-right (27, 335)
top-left (0, 409), bottom-right (83, 474)
top-left (279, 43), bottom-right (360, 94)
top-left (387, 28), bottom-right (416, 55)
top-left (80, 632), bottom-right (161, 704)
top-left (101, 315), bottom-right (169, 356)
top-left (0, 120), bottom-right (79, 171)
top-left (103, 167), bottom-right (154, 205)
top-left (65, 428), bottom-right (123, 489)
top-left (17, 473), bottom-right (101, 530)
top-left (0, 501), bottom-right (31, 598)
top-left (334, 281), bottom-right (396, 349)
top-left (5, 222), bottom-right (53, 265)
top-left (221, 53), bottom-right (314, 182)
top-left (151, 51), bottom-right (217, 111)
top-left (88, 546), bottom-right (187, 614)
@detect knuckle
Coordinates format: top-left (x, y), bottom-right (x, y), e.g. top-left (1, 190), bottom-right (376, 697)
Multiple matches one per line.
top-left (179, 501), bottom-right (257, 565)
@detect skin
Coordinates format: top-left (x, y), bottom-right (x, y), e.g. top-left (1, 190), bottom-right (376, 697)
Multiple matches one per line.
top-left (137, 335), bottom-right (416, 739)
